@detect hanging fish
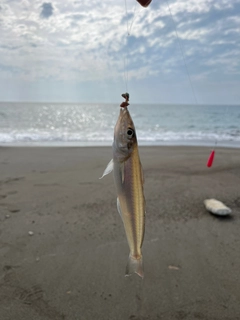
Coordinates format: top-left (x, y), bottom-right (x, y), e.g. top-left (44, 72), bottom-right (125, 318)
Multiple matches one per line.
top-left (100, 103), bottom-right (146, 278)
top-left (136, 0), bottom-right (152, 7)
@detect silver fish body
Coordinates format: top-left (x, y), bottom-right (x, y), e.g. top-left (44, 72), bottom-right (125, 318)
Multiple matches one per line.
top-left (101, 107), bottom-right (145, 278)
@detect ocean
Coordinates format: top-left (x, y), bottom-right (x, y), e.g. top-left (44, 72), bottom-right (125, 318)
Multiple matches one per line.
top-left (0, 102), bottom-right (239, 147)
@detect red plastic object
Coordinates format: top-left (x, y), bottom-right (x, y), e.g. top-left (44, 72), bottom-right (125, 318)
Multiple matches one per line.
top-left (136, 0), bottom-right (152, 7)
top-left (207, 150), bottom-right (215, 167)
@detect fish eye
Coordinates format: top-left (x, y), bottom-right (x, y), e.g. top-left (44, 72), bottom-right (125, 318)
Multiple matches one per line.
top-left (127, 128), bottom-right (135, 138)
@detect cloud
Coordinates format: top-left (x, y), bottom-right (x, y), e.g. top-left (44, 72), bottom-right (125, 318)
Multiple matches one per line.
top-left (40, 2), bottom-right (54, 19)
top-left (0, 0), bottom-right (240, 103)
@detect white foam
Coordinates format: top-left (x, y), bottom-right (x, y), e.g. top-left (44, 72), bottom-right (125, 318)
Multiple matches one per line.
top-left (0, 103), bottom-right (240, 147)
top-left (0, 130), bottom-right (240, 147)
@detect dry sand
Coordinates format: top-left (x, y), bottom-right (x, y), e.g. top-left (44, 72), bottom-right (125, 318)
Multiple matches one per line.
top-left (0, 146), bottom-right (240, 320)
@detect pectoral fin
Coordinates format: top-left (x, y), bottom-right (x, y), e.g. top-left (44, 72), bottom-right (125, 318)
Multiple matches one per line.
top-left (99, 159), bottom-right (113, 179)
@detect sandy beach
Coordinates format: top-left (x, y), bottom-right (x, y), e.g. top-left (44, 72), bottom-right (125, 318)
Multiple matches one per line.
top-left (0, 146), bottom-right (240, 320)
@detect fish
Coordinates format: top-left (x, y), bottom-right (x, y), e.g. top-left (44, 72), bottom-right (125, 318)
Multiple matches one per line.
top-left (100, 106), bottom-right (145, 278)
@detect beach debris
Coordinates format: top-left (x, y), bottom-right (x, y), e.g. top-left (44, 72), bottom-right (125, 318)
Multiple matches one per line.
top-left (207, 150), bottom-right (215, 167)
top-left (28, 231), bottom-right (34, 236)
top-left (8, 208), bottom-right (20, 213)
top-left (36, 257), bottom-right (40, 262)
top-left (204, 199), bottom-right (232, 216)
top-left (168, 265), bottom-right (180, 270)
top-left (3, 265), bottom-right (12, 271)
top-left (5, 214), bottom-right (10, 219)
top-left (100, 104), bottom-right (145, 278)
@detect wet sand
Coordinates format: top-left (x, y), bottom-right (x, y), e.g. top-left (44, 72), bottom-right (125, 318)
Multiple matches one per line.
top-left (0, 146), bottom-right (240, 320)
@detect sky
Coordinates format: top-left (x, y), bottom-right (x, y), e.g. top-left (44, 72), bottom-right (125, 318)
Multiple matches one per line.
top-left (0, 0), bottom-right (240, 104)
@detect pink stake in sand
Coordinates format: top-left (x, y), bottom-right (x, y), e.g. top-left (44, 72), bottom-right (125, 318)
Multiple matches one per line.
top-left (207, 150), bottom-right (215, 167)
top-left (207, 140), bottom-right (217, 167)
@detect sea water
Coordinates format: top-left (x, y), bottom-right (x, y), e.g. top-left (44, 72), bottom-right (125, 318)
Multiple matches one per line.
top-left (0, 102), bottom-right (239, 147)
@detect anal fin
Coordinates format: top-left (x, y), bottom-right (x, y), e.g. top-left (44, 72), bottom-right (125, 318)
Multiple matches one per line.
top-left (117, 197), bottom-right (123, 221)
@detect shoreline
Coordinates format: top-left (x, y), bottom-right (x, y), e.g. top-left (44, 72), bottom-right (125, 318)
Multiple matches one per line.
top-left (0, 140), bottom-right (240, 148)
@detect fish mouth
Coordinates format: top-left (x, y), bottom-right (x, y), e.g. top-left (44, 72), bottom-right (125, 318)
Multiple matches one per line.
top-left (118, 108), bottom-right (133, 128)
top-left (117, 108), bottom-right (136, 140)
top-left (115, 108), bottom-right (129, 134)
top-left (119, 106), bottom-right (129, 117)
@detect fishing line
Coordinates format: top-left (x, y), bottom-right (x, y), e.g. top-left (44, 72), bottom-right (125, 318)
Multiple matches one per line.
top-left (164, 1), bottom-right (221, 167)
top-left (128, 2), bottom-right (138, 35)
top-left (123, 0), bottom-right (139, 93)
top-left (165, 0), bottom-right (198, 105)
top-left (207, 105), bottom-right (231, 167)
top-left (124, 0), bottom-right (129, 34)
top-left (123, 0), bottom-right (129, 93)
top-left (123, 51), bottom-right (129, 93)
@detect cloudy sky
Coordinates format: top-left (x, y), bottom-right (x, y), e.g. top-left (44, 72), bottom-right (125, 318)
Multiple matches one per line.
top-left (0, 0), bottom-right (240, 104)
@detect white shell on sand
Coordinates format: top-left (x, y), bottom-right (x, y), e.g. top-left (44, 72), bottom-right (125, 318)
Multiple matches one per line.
top-left (204, 199), bottom-right (232, 216)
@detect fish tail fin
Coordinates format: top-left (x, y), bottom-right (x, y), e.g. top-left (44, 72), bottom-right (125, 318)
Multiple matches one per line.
top-left (125, 254), bottom-right (144, 279)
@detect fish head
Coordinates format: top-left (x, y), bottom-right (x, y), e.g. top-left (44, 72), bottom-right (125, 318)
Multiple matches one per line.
top-left (113, 108), bottom-right (137, 162)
